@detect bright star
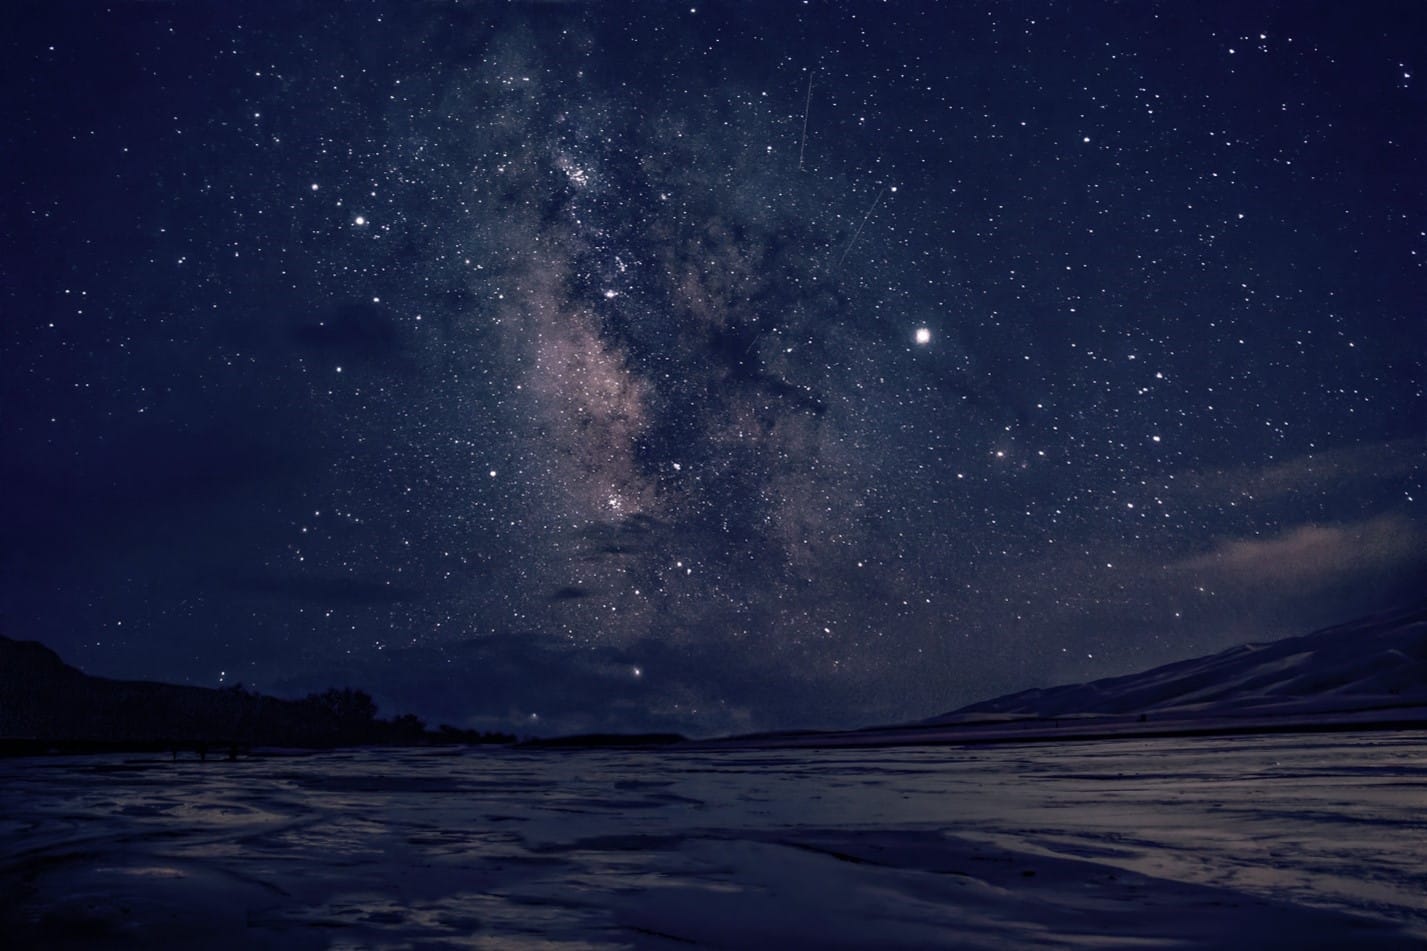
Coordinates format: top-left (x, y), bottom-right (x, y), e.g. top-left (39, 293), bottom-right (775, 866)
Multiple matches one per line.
top-left (915, 327), bottom-right (931, 345)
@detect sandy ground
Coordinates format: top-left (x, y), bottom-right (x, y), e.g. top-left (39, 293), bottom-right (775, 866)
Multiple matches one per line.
top-left (2, 731), bottom-right (1424, 948)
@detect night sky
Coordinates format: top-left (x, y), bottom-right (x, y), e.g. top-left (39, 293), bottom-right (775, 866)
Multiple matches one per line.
top-left (5, 1), bottom-right (1424, 737)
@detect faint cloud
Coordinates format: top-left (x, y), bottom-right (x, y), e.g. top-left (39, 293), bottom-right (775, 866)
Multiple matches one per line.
top-left (1171, 514), bottom-right (1424, 590)
top-left (1185, 438), bottom-right (1424, 502)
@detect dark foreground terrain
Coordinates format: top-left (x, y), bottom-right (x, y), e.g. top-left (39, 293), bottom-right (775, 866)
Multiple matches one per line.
top-left (2, 732), bottom-right (1424, 948)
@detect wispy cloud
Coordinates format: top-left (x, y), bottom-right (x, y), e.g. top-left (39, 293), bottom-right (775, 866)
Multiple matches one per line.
top-left (1170, 514), bottom-right (1424, 590)
top-left (1180, 438), bottom-right (1424, 503)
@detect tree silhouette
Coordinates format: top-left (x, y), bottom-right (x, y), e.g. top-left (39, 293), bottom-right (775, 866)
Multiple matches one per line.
top-left (305, 687), bottom-right (378, 737)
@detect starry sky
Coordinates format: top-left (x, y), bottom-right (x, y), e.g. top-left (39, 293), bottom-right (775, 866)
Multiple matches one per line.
top-left (4, 1), bottom-right (1424, 737)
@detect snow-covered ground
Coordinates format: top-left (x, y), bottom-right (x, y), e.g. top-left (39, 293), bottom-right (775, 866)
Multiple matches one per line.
top-left (3, 733), bottom-right (1424, 948)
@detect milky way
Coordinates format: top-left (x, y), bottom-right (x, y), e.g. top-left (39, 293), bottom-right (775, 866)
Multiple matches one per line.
top-left (4, 3), bottom-right (1424, 734)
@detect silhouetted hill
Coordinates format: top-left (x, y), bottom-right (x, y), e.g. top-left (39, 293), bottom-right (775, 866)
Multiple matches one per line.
top-left (0, 636), bottom-right (514, 753)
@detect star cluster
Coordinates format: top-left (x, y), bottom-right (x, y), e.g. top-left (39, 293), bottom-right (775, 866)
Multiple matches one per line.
top-left (4, 3), bottom-right (1423, 734)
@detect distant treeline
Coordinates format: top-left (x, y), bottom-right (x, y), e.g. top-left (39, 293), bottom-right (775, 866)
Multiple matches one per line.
top-left (0, 635), bottom-right (514, 754)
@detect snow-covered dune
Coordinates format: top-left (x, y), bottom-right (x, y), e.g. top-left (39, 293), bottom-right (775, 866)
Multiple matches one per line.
top-left (699, 604), bottom-right (1427, 751)
top-left (937, 604), bottom-right (1427, 723)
